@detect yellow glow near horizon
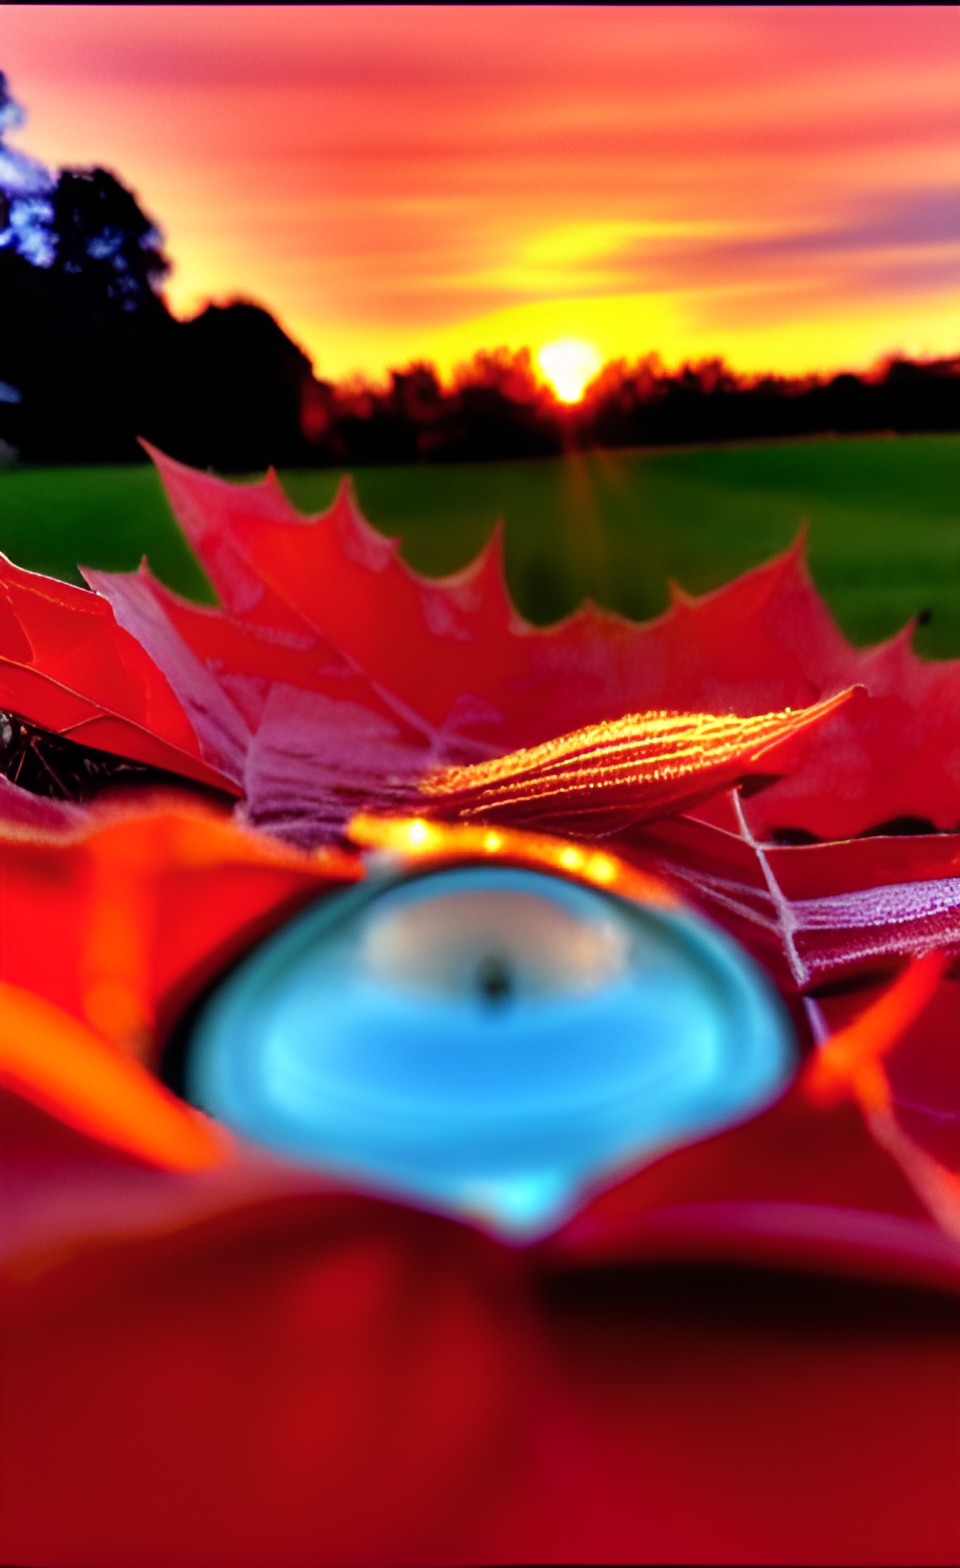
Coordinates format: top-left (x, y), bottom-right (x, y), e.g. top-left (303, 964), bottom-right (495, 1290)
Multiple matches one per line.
top-left (267, 277), bottom-right (958, 386)
top-left (537, 339), bottom-right (603, 404)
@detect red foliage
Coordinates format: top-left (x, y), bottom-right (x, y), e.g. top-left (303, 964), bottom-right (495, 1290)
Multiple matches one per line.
top-left (1, 448), bottom-right (959, 1566)
top-left (0, 553), bottom-right (234, 793)
top-left (50, 445), bottom-right (955, 846)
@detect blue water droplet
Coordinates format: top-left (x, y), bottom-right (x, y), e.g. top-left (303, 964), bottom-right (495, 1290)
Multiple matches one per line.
top-left (184, 864), bottom-right (796, 1239)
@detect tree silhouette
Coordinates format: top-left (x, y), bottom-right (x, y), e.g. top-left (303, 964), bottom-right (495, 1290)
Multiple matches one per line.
top-left (0, 72), bottom-right (55, 268)
top-left (49, 167), bottom-right (170, 314)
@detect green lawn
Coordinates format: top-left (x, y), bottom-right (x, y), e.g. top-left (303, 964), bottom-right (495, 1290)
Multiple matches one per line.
top-left (2, 434), bottom-right (958, 658)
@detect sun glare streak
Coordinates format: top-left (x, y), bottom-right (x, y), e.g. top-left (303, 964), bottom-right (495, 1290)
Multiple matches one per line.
top-left (537, 339), bottom-right (602, 404)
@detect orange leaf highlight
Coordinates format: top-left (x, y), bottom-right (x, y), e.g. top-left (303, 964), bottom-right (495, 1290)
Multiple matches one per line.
top-left (805, 951), bottom-right (948, 1112)
top-left (804, 953), bottom-right (960, 1244)
top-left (347, 812), bottom-right (676, 906)
top-left (0, 982), bottom-right (231, 1171)
top-left (0, 804), bottom-right (363, 1068)
top-left (419, 690), bottom-right (856, 828)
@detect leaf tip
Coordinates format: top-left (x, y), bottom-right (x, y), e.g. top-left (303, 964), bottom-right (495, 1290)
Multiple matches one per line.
top-left (334, 472), bottom-right (356, 506)
top-left (138, 436), bottom-right (178, 472)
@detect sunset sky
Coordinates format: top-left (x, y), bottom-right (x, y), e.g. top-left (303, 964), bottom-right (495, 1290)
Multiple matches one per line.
top-left (4, 5), bottom-right (959, 385)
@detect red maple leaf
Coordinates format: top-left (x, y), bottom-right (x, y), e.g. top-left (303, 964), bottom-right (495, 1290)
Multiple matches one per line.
top-left (80, 446), bottom-right (957, 838)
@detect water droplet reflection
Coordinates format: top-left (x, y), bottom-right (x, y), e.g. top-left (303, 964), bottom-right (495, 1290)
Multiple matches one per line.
top-left (184, 864), bottom-right (796, 1239)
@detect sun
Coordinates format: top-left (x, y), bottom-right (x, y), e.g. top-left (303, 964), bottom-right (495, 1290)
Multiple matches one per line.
top-left (536, 338), bottom-right (602, 404)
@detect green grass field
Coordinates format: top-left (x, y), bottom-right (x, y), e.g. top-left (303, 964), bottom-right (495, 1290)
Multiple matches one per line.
top-left (2, 434), bottom-right (958, 658)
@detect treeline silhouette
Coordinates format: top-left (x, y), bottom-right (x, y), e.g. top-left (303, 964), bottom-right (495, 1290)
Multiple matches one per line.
top-left (1, 75), bottom-right (957, 471)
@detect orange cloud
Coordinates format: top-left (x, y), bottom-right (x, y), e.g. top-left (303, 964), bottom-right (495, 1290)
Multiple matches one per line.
top-left (4, 6), bottom-right (958, 380)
